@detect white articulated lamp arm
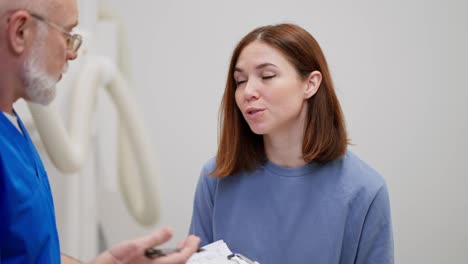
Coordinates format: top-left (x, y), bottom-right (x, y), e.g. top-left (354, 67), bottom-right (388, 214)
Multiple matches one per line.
top-left (27, 56), bottom-right (160, 226)
top-left (106, 60), bottom-right (161, 225)
top-left (27, 59), bottom-right (100, 173)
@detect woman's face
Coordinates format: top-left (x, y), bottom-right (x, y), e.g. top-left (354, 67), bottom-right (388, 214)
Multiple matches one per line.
top-left (234, 40), bottom-right (313, 137)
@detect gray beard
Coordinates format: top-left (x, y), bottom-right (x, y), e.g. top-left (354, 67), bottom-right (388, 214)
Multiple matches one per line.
top-left (22, 24), bottom-right (61, 106)
top-left (22, 51), bottom-right (58, 105)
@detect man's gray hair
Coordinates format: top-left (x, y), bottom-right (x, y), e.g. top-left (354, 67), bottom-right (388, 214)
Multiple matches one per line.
top-left (0, 0), bottom-right (48, 16)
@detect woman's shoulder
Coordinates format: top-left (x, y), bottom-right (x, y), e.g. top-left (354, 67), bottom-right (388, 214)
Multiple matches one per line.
top-left (331, 150), bottom-right (388, 196)
top-left (193, 157), bottom-right (220, 195)
top-left (198, 157), bottom-right (220, 186)
top-left (200, 157), bottom-right (217, 175)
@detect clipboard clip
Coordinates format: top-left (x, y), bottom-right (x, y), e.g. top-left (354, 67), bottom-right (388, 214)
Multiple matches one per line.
top-left (227, 253), bottom-right (259, 264)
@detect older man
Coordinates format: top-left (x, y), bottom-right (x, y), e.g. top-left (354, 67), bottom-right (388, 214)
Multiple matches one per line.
top-left (0, 0), bottom-right (199, 263)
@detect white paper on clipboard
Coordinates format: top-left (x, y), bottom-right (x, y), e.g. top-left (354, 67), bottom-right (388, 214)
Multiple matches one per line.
top-left (187, 240), bottom-right (259, 264)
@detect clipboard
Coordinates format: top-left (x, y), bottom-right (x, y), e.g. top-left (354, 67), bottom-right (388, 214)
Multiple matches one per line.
top-left (227, 253), bottom-right (258, 264)
top-left (187, 240), bottom-right (260, 264)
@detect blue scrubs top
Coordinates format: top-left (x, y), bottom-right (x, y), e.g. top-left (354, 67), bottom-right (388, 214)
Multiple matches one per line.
top-left (0, 111), bottom-right (61, 263)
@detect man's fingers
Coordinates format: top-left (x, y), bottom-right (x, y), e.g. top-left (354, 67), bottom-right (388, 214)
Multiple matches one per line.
top-left (180, 235), bottom-right (201, 252)
top-left (176, 238), bottom-right (186, 249)
top-left (140, 227), bottom-right (173, 248)
top-left (175, 235), bottom-right (201, 258)
top-left (153, 235), bottom-right (201, 264)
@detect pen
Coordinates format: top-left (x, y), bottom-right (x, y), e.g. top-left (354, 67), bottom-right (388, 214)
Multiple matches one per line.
top-left (144, 247), bottom-right (205, 259)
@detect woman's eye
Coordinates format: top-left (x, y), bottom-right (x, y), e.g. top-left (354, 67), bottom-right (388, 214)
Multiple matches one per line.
top-left (236, 80), bottom-right (247, 86)
top-left (262, 75), bottom-right (276, 80)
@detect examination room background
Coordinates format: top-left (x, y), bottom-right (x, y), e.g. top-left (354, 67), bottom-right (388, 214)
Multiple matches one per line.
top-left (49, 0), bottom-right (468, 263)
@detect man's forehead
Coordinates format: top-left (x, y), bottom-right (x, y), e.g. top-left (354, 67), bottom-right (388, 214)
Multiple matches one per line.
top-left (49, 0), bottom-right (78, 27)
top-left (50, 0), bottom-right (78, 14)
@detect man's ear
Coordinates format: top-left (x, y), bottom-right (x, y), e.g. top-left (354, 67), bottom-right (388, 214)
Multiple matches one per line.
top-left (304, 70), bottom-right (322, 99)
top-left (7, 10), bottom-right (33, 55)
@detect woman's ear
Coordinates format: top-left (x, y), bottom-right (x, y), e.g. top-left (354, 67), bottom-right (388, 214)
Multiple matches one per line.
top-left (304, 71), bottom-right (322, 99)
top-left (7, 10), bottom-right (33, 55)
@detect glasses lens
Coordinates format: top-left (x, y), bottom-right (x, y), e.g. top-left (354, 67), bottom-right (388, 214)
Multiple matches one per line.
top-left (69, 35), bottom-right (82, 52)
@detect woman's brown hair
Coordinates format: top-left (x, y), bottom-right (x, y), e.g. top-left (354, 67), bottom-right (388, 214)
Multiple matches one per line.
top-left (213, 23), bottom-right (348, 178)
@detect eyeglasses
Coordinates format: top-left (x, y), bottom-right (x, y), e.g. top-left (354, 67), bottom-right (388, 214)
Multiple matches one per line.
top-left (29, 12), bottom-right (82, 53)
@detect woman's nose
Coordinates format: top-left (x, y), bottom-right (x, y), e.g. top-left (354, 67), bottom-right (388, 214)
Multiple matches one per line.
top-left (244, 80), bottom-right (259, 100)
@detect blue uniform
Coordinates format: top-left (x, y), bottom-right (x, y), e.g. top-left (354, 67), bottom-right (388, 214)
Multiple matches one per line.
top-left (190, 151), bottom-right (394, 264)
top-left (0, 111), bottom-right (61, 263)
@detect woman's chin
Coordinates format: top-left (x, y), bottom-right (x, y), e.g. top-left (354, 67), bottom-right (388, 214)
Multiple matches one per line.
top-left (249, 126), bottom-right (268, 135)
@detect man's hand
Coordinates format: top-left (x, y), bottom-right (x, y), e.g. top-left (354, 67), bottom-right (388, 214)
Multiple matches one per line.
top-left (89, 227), bottom-right (200, 264)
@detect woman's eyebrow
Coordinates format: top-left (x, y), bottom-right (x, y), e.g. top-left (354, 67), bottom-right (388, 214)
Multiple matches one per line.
top-left (235, 63), bottom-right (277, 73)
top-left (255, 62), bottom-right (277, 70)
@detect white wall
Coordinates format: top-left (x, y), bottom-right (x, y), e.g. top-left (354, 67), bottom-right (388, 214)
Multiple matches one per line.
top-left (101, 0), bottom-right (468, 263)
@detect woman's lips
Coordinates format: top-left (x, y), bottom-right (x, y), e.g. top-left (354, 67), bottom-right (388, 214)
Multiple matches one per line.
top-left (245, 108), bottom-right (265, 119)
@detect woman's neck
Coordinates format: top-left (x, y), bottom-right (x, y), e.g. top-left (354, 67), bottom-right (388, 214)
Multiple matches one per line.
top-left (263, 126), bottom-right (306, 168)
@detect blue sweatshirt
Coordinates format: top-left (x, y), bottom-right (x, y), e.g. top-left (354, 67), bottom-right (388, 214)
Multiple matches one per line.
top-left (189, 151), bottom-right (394, 264)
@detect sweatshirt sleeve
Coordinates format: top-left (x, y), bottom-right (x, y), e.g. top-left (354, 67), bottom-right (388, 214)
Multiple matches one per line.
top-left (189, 160), bottom-right (218, 246)
top-left (355, 183), bottom-right (395, 264)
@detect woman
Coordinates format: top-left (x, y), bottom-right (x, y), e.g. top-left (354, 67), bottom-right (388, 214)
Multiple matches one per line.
top-left (190, 23), bottom-right (394, 264)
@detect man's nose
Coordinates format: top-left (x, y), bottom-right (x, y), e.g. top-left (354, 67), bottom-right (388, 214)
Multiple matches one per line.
top-left (66, 49), bottom-right (78, 61)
